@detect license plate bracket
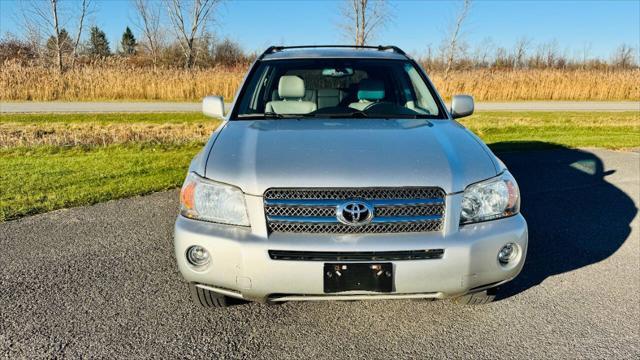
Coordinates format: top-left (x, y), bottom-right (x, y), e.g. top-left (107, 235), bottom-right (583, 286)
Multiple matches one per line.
top-left (323, 263), bottom-right (393, 293)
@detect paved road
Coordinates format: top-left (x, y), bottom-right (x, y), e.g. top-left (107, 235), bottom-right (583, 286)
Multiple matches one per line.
top-left (1, 148), bottom-right (638, 358)
top-left (0, 102), bottom-right (204, 113)
top-left (1, 101), bottom-right (639, 113)
top-left (474, 101), bottom-right (640, 112)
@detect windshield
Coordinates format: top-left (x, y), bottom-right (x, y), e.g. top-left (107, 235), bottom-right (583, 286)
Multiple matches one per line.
top-left (233, 59), bottom-right (445, 119)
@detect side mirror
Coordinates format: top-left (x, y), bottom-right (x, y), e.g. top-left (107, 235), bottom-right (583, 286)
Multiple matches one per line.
top-left (202, 96), bottom-right (225, 118)
top-left (450, 95), bottom-right (474, 119)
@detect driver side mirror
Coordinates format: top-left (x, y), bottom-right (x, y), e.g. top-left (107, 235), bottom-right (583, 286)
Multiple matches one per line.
top-left (202, 96), bottom-right (225, 118)
top-left (450, 95), bottom-right (474, 119)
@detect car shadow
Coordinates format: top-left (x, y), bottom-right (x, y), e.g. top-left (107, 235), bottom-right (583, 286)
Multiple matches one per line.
top-left (491, 142), bottom-right (637, 300)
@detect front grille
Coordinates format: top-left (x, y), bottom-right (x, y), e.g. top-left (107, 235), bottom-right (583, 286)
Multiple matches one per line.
top-left (266, 206), bottom-right (336, 217)
top-left (264, 187), bottom-right (446, 234)
top-left (269, 249), bottom-right (445, 261)
top-left (264, 188), bottom-right (443, 200)
top-left (375, 205), bottom-right (442, 217)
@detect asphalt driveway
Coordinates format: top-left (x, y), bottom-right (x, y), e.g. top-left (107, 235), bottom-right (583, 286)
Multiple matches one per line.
top-left (1, 148), bottom-right (638, 359)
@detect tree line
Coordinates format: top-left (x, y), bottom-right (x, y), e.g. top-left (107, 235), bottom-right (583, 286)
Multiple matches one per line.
top-left (2, 0), bottom-right (248, 72)
top-left (0, 26), bottom-right (249, 70)
top-left (1, 0), bottom-right (637, 73)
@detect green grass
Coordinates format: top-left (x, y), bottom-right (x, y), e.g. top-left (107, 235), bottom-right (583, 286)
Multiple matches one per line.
top-left (0, 111), bottom-right (638, 221)
top-left (461, 111), bottom-right (640, 150)
top-left (0, 144), bottom-right (202, 221)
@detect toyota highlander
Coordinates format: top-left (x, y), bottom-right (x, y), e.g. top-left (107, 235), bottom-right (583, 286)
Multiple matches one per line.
top-left (174, 45), bottom-right (528, 307)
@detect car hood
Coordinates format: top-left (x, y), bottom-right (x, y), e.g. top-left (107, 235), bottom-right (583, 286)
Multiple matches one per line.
top-left (205, 119), bottom-right (499, 195)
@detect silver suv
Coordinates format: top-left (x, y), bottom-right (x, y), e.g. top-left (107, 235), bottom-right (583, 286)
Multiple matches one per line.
top-left (174, 45), bottom-right (528, 307)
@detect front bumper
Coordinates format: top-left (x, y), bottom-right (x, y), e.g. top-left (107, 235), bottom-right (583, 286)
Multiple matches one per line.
top-left (174, 212), bottom-right (528, 303)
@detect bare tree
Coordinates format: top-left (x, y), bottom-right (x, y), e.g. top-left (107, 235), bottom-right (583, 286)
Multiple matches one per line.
top-left (49, 0), bottom-right (64, 72)
top-left (581, 42), bottom-right (592, 68)
top-left (70, 0), bottom-right (90, 68)
top-left (471, 37), bottom-right (494, 68)
top-left (513, 36), bottom-right (531, 69)
top-left (612, 44), bottom-right (636, 69)
top-left (340, 0), bottom-right (391, 46)
top-left (20, 0), bottom-right (63, 72)
top-left (213, 38), bottom-right (246, 66)
top-left (21, 11), bottom-right (46, 61)
top-left (543, 40), bottom-right (559, 68)
top-left (493, 46), bottom-right (510, 68)
top-left (442, 0), bottom-right (472, 80)
top-left (20, 0), bottom-right (92, 73)
top-left (422, 43), bottom-right (435, 70)
top-left (132, 0), bottom-right (164, 70)
top-left (164, 0), bottom-right (221, 69)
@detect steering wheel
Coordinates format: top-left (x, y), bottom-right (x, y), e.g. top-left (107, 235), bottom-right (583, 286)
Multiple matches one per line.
top-left (361, 101), bottom-right (393, 112)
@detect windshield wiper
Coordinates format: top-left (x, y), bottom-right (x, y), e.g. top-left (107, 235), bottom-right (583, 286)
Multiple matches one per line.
top-left (318, 111), bottom-right (369, 118)
top-left (393, 114), bottom-right (435, 119)
top-left (264, 112), bottom-right (285, 118)
top-left (237, 112), bottom-right (314, 119)
top-left (316, 112), bottom-right (438, 119)
top-left (237, 112), bottom-right (435, 120)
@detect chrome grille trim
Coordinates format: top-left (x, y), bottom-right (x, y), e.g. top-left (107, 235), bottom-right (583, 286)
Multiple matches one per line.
top-left (376, 205), bottom-right (443, 217)
top-left (264, 198), bottom-right (444, 207)
top-left (267, 216), bottom-right (339, 224)
top-left (264, 187), bottom-right (446, 234)
top-left (264, 188), bottom-right (445, 200)
top-left (266, 221), bottom-right (443, 234)
top-left (267, 215), bottom-right (442, 224)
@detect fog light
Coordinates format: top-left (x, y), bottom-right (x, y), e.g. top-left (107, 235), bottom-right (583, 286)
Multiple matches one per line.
top-left (498, 243), bottom-right (518, 265)
top-left (186, 245), bottom-right (210, 267)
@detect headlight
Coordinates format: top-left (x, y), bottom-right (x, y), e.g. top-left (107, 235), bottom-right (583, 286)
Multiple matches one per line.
top-left (180, 172), bottom-right (250, 226)
top-left (460, 171), bottom-right (520, 224)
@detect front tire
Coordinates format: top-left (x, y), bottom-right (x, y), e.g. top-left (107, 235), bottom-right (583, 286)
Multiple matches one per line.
top-left (189, 283), bottom-right (232, 308)
top-left (453, 287), bottom-right (498, 305)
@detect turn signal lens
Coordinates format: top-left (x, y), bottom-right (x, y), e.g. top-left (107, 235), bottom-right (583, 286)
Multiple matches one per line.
top-left (180, 181), bottom-right (196, 210)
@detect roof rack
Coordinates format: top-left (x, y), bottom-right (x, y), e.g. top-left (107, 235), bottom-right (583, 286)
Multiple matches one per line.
top-left (258, 45), bottom-right (407, 59)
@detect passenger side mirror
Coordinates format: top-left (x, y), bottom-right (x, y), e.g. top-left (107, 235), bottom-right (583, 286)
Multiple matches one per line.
top-left (450, 95), bottom-right (474, 119)
top-left (202, 96), bottom-right (225, 118)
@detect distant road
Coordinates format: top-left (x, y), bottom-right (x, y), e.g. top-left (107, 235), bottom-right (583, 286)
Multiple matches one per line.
top-left (475, 101), bottom-right (639, 112)
top-left (1, 101), bottom-right (638, 113)
top-left (0, 102), bottom-right (203, 113)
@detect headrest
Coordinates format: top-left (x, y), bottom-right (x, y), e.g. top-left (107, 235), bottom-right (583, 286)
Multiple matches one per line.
top-left (278, 75), bottom-right (305, 99)
top-left (357, 79), bottom-right (385, 101)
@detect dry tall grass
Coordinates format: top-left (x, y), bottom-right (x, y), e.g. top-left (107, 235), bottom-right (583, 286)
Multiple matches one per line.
top-left (0, 122), bottom-right (218, 148)
top-left (1, 61), bottom-right (638, 101)
top-left (1, 61), bottom-right (245, 101)
top-left (429, 69), bottom-right (640, 101)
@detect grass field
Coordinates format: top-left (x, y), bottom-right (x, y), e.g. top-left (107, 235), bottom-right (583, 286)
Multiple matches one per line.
top-left (1, 111), bottom-right (638, 221)
top-left (2, 62), bottom-right (639, 102)
top-left (0, 145), bottom-right (201, 221)
top-left (460, 111), bottom-right (640, 151)
top-left (1, 113), bottom-right (219, 147)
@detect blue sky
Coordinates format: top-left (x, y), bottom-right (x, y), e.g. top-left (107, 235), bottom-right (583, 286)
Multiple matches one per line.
top-left (1, 0), bottom-right (638, 59)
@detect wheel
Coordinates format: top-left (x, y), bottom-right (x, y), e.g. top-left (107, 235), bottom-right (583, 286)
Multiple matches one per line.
top-left (189, 283), bottom-right (231, 308)
top-left (453, 287), bottom-right (498, 305)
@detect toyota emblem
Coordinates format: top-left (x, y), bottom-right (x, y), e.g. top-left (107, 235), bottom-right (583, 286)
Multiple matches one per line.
top-left (336, 201), bottom-right (374, 226)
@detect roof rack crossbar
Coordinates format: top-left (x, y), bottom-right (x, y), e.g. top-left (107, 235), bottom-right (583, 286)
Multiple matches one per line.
top-left (258, 45), bottom-right (407, 59)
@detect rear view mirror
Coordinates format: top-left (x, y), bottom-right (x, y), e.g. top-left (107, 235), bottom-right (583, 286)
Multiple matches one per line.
top-left (202, 96), bottom-right (225, 118)
top-left (450, 95), bottom-right (474, 119)
top-left (321, 67), bottom-right (354, 77)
